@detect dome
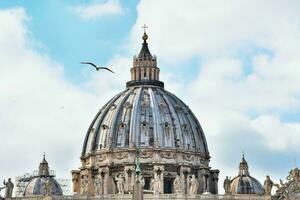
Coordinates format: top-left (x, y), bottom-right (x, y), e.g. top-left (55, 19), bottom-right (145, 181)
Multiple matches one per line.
top-left (82, 86), bottom-right (209, 156)
top-left (72, 31), bottom-right (219, 196)
top-left (82, 31), bottom-right (209, 158)
top-left (24, 177), bottom-right (63, 196)
top-left (230, 155), bottom-right (264, 195)
top-left (24, 155), bottom-right (63, 196)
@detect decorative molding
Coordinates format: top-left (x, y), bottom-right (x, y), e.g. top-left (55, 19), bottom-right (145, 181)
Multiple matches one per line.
top-left (113, 152), bottom-right (128, 160)
top-left (140, 150), bottom-right (153, 159)
top-left (160, 151), bottom-right (176, 159)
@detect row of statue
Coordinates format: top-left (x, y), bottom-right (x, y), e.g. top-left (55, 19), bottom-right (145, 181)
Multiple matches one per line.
top-left (90, 173), bottom-right (200, 195)
top-left (0, 178), bottom-right (14, 198)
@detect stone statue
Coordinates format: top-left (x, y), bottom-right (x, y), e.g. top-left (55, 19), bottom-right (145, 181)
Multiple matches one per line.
top-left (115, 174), bottom-right (125, 194)
top-left (72, 172), bottom-right (80, 194)
top-left (173, 175), bottom-right (183, 194)
top-left (188, 175), bottom-right (199, 195)
top-left (273, 168), bottom-right (300, 200)
top-left (133, 174), bottom-right (144, 200)
top-left (81, 175), bottom-right (89, 195)
top-left (94, 174), bottom-right (102, 195)
top-left (3, 178), bottom-right (14, 198)
top-left (264, 175), bottom-right (273, 195)
top-left (223, 176), bottom-right (231, 195)
top-left (151, 174), bottom-right (161, 194)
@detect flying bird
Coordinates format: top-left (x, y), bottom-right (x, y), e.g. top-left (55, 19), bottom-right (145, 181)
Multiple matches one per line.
top-left (80, 62), bottom-right (115, 73)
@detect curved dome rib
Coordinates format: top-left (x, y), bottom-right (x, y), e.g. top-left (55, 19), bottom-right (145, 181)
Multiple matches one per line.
top-left (82, 86), bottom-right (210, 155)
top-left (82, 90), bottom-right (129, 156)
top-left (164, 90), bottom-right (209, 153)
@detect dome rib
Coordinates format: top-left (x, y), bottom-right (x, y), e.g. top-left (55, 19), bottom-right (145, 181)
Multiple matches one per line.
top-left (82, 86), bottom-right (210, 155)
top-left (158, 89), bottom-right (180, 148)
top-left (129, 87), bottom-right (142, 146)
top-left (110, 88), bottom-right (133, 148)
top-left (148, 88), bottom-right (160, 147)
top-left (92, 92), bottom-right (124, 151)
top-left (164, 90), bottom-right (209, 153)
top-left (82, 90), bottom-right (127, 156)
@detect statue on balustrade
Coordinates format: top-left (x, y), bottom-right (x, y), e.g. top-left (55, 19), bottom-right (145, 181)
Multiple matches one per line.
top-left (2, 178), bottom-right (14, 198)
top-left (115, 174), bottom-right (125, 194)
top-left (188, 175), bottom-right (199, 195)
top-left (94, 174), bottom-right (103, 195)
top-left (223, 176), bottom-right (231, 195)
top-left (264, 175), bottom-right (273, 195)
top-left (173, 175), bottom-right (183, 194)
top-left (151, 174), bottom-right (161, 194)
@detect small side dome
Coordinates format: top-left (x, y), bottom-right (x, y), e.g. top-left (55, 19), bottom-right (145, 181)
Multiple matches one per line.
top-left (24, 155), bottom-right (63, 196)
top-left (24, 177), bottom-right (63, 196)
top-left (230, 154), bottom-right (264, 195)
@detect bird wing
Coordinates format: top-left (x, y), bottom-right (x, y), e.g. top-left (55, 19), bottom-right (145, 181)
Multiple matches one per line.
top-left (99, 67), bottom-right (115, 74)
top-left (80, 62), bottom-right (99, 70)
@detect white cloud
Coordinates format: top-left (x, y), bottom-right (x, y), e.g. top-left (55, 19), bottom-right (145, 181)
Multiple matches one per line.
top-left (251, 115), bottom-right (300, 151)
top-left (2, 0), bottom-right (300, 196)
top-left (70, 0), bottom-right (124, 20)
top-left (132, 0), bottom-right (300, 192)
top-left (0, 7), bottom-right (103, 191)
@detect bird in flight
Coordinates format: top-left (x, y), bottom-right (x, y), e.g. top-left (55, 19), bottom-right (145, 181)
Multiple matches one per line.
top-left (80, 62), bottom-right (115, 73)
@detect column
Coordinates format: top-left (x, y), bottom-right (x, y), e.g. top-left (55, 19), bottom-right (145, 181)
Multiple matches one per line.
top-left (136, 68), bottom-right (140, 80)
top-left (99, 167), bottom-right (110, 194)
top-left (141, 68), bottom-right (145, 80)
top-left (146, 67), bottom-right (150, 80)
top-left (124, 166), bottom-right (135, 193)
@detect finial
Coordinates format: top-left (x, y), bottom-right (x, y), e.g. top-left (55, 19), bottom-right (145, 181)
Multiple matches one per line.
top-left (43, 152), bottom-right (45, 159)
top-left (142, 24), bottom-right (148, 33)
top-left (242, 151), bottom-right (245, 160)
top-left (142, 24), bottom-right (148, 43)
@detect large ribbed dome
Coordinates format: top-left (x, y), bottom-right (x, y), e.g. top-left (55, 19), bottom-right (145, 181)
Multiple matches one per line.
top-left (72, 32), bottom-right (219, 196)
top-left (82, 86), bottom-right (209, 156)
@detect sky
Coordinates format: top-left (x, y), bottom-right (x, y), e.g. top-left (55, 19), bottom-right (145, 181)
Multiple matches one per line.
top-left (1, 0), bottom-right (300, 195)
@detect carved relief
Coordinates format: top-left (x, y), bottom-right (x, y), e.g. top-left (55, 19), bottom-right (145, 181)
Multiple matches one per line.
top-left (95, 154), bottom-right (107, 164)
top-left (183, 154), bottom-right (194, 162)
top-left (140, 150), bottom-right (153, 159)
top-left (160, 152), bottom-right (176, 159)
top-left (113, 152), bottom-right (128, 160)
